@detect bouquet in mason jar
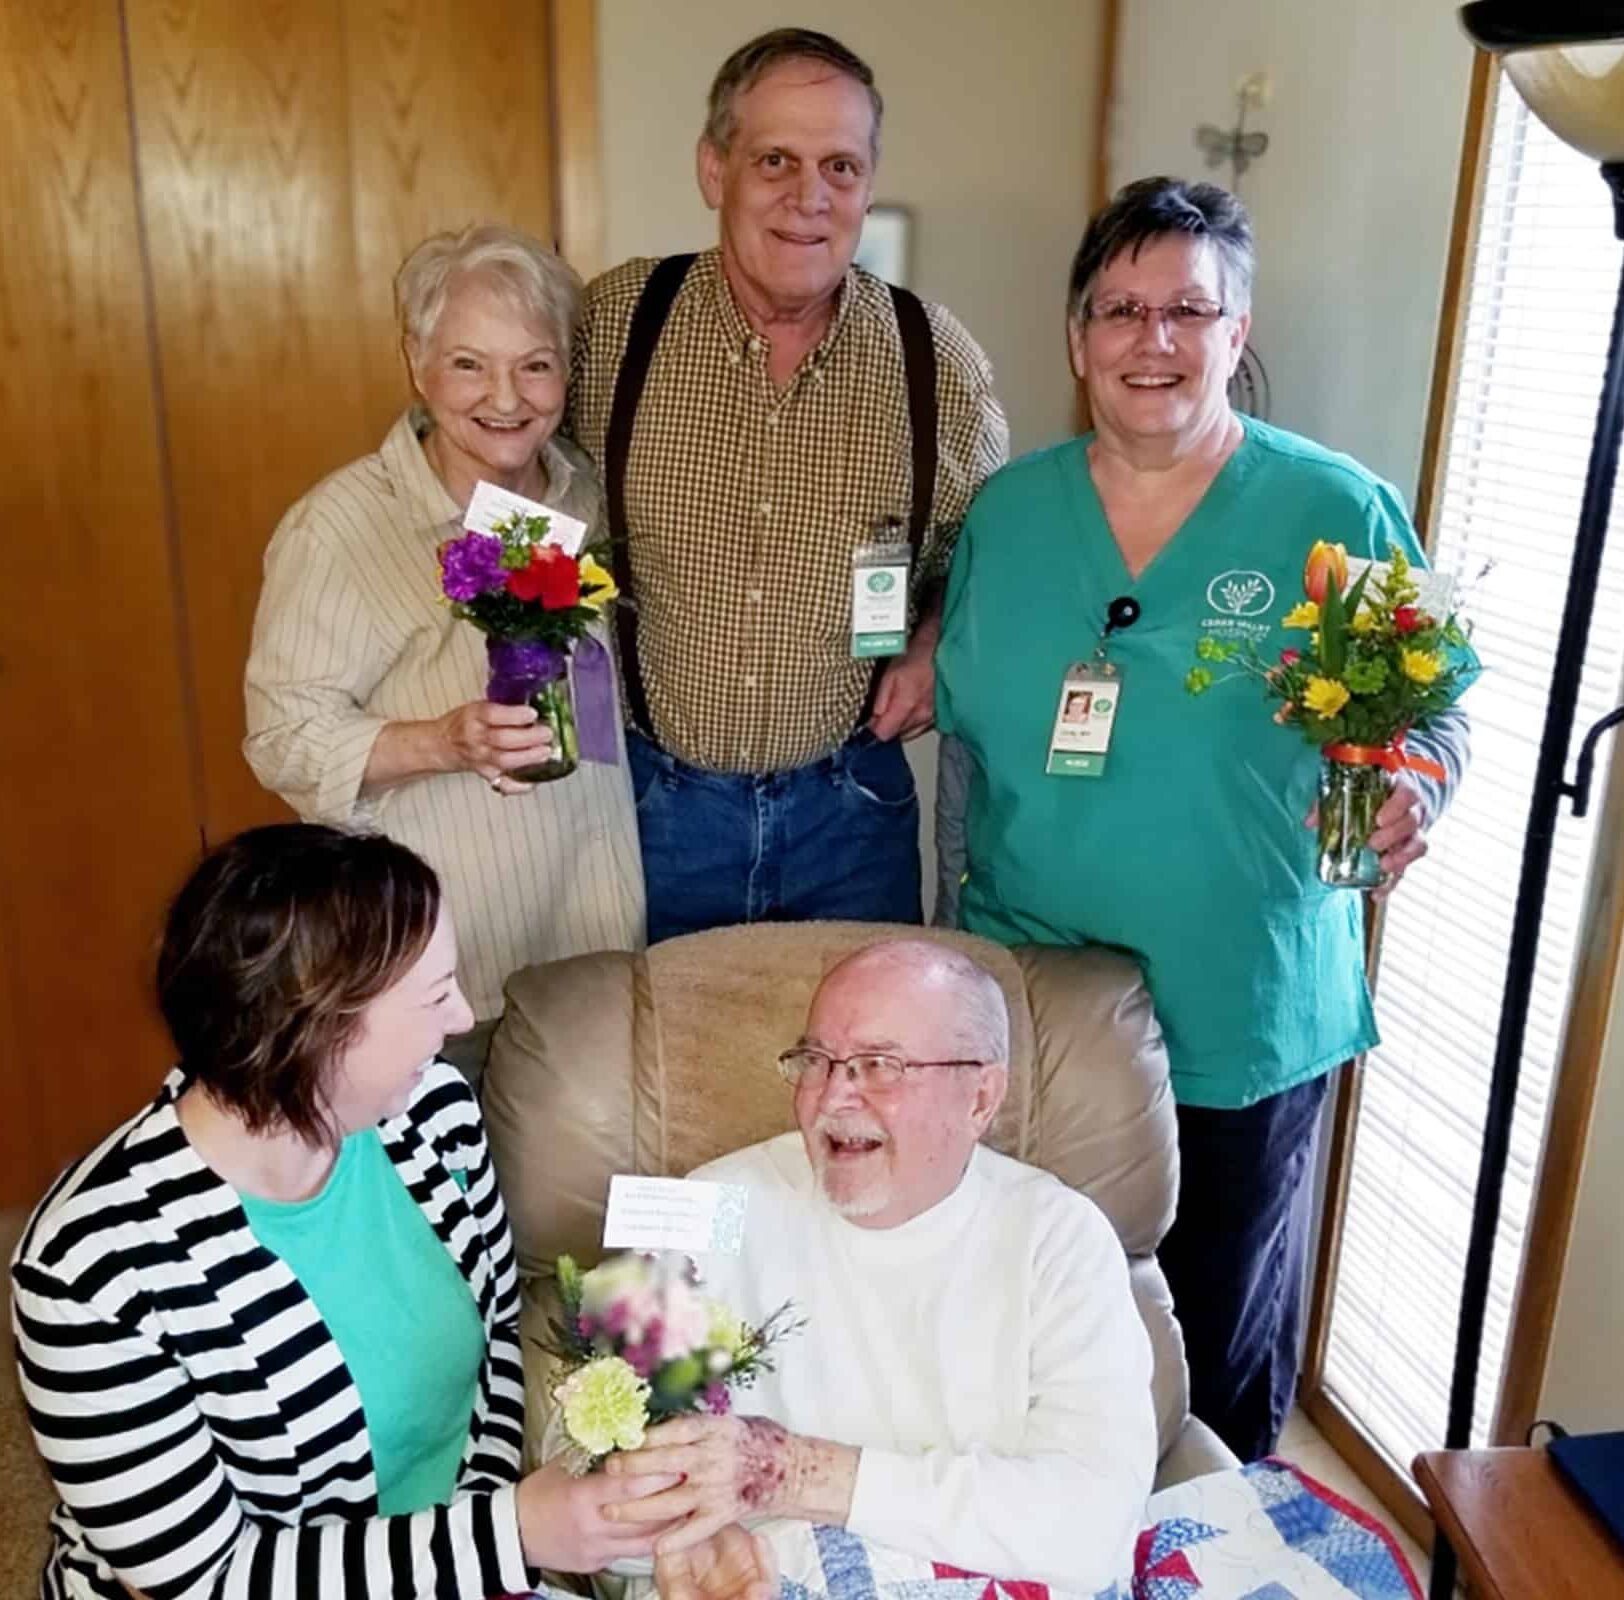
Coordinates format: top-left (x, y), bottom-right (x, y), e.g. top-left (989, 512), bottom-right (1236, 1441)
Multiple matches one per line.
top-left (437, 487), bottom-right (620, 783)
top-left (539, 1252), bottom-right (802, 1474)
top-left (1185, 541), bottom-right (1477, 889)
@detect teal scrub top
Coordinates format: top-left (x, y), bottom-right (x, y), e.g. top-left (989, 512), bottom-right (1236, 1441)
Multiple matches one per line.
top-left (239, 1126), bottom-right (485, 1514)
top-left (936, 417), bottom-right (1432, 1109)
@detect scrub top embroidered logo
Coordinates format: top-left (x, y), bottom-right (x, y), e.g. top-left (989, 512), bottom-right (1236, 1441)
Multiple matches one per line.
top-left (1206, 570), bottom-right (1275, 617)
top-left (1202, 569), bottom-right (1276, 645)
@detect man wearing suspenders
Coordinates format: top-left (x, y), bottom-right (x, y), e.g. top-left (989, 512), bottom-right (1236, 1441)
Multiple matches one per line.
top-left (568, 28), bottom-right (1008, 943)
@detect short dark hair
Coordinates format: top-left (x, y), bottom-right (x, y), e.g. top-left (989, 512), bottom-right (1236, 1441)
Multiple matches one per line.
top-left (156, 824), bottom-right (442, 1146)
top-left (704, 28), bottom-right (882, 157)
top-left (1068, 176), bottom-right (1254, 319)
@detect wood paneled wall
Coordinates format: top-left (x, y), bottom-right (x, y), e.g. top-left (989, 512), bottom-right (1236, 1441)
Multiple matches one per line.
top-left (0, 0), bottom-right (587, 1208)
top-left (0, 0), bottom-right (201, 1201)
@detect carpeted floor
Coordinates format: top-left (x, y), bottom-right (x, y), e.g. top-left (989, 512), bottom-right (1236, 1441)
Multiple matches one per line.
top-left (2, 1207), bottom-right (54, 1592)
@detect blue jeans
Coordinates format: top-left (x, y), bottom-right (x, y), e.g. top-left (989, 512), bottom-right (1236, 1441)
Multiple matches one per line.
top-left (628, 729), bottom-right (923, 945)
top-left (1157, 1071), bottom-right (1333, 1462)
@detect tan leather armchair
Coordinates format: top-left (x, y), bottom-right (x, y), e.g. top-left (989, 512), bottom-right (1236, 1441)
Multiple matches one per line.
top-left (482, 920), bottom-right (1238, 1492)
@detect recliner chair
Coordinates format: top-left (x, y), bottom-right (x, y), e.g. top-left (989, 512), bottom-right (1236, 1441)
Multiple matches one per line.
top-left (482, 920), bottom-right (1237, 1490)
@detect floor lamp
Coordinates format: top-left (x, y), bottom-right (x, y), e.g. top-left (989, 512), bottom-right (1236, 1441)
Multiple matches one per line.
top-left (1433, 8), bottom-right (1624, 1599)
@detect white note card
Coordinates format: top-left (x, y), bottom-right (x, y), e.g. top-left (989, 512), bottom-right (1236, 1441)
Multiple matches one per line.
top-left (463, 479), bottom-right (589, 556)
top-left (1346, 557), bottom-right (1457, 619)
top-left (602, 1176), bottom-right (747, 1256)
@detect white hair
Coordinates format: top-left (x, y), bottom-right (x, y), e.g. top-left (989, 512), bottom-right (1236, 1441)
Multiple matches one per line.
top-left (393, 222), bottom-right (581, 353)
top-left (827, 939), bottom-right (1010, 1064)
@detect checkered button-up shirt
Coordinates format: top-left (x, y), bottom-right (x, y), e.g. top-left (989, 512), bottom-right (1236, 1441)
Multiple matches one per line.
top-left (569, 249), bottom-right (1009, 773)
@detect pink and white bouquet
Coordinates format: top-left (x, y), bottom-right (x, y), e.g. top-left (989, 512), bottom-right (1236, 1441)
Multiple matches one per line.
top-left (542, 1253), bottom-right (801, 1472)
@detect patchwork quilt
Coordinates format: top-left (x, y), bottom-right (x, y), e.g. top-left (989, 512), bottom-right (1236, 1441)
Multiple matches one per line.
top-left (523, 1459), bottom-right (1421, 1600)
top-left (775, 1461), bottom-right (1421, 1600)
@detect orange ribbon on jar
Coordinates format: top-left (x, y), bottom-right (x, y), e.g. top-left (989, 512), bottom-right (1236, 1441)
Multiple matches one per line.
top-left (1323, 736), bottom-right (1445, 783)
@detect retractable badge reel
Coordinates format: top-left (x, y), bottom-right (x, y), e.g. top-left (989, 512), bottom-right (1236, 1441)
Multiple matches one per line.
top-left (1046, 595), bottom-right (1140, 777)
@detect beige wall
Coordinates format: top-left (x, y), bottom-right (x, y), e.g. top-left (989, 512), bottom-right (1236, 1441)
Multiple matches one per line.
top-left (596, 0), bottom-right (1104, 456)
top-left (595, 0), bottom-right (1106, 907)
top-left (1108, 0), bottom-right (1473, 504)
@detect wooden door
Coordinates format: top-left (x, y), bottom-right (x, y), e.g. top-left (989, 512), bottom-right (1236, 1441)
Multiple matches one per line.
top-left (126, 0), bottom-right (560, 846)
top-left (1, 0), bottom-right (580, 1211)
top-left (0, 0), bottom-right (204, 1208)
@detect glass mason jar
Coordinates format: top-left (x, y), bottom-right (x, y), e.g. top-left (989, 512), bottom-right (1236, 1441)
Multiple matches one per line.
top-left (1317, 752), bottom-right (1393, 890)
top-left (485, 638), bottom-right (579, 783)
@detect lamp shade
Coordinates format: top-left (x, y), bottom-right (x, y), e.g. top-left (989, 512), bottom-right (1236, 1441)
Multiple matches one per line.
top-left (1461, 3), bottom-right (1624, 162)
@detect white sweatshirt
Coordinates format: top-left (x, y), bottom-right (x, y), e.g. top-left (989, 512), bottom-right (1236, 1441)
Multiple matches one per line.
top-left (689, 1135), bottom-right (1157, 1593)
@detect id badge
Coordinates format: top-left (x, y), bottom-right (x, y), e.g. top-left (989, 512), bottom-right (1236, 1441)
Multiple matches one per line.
top-left (851, 540), bottom-right (911, 658)
top-left (1046, 660), bottom-right (1123, 777)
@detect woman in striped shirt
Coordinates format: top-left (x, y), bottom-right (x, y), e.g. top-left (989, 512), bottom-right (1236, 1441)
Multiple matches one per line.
top-left (9, 825), bottom-right (677, 1599)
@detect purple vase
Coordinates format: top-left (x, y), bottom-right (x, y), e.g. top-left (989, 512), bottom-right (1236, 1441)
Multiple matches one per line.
top-left (485, 639), bottom-right (579, 783)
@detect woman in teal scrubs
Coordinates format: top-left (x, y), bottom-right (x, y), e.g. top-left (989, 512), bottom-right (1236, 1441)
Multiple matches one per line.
top-left (934, 178), bottom-right (1470, 1462)
top-left (13, 825), bottom-right (768, 1599)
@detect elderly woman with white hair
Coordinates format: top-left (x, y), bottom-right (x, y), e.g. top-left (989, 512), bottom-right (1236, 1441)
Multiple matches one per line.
top-left (245, 224), bottom-right (644, 1079)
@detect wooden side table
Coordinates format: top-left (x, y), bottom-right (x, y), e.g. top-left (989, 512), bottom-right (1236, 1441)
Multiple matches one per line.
top-left (1413, 1446), bottom-right (1624, 1598)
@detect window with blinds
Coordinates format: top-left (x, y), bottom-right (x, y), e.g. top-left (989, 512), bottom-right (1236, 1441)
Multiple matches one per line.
top-left (1319, 72), bottom-right (1624, 1469)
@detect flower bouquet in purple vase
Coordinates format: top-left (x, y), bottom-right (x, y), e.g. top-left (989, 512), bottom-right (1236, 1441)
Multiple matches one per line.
top-left (438, 508), bottom-right (620, 783)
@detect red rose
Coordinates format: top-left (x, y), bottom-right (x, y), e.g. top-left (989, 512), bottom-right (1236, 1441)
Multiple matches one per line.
top-left (506, 547), bottom-right (581, 609)
top-left (1393, 606), bottom-right (1422, 634)
top-left (1279, 648), bottom-right (1301, 666)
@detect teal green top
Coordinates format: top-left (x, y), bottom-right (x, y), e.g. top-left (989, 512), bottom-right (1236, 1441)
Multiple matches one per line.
top-left (239, 1127), bottom-right (485, 1514)
top-left (936, 418), bottom-right (1433, 1109)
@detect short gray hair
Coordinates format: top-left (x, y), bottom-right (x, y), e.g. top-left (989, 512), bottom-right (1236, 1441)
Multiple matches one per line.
top-left (393, 223), bottom-right (581, 353)
top-left (1068, 176), bottom-right (1254, 319)
top-left (704, 28), bottom-right (882, 158)
top-left (828, 939), bottom-right (1010, 1065)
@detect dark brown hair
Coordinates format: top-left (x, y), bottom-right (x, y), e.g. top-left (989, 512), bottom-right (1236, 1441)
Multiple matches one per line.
top-left (704, 28), bottom-right (882, 156)
top-left (1068, 176), bottom-right (1254, 319)
top-left (157, 823), bottom-right (442, 1145)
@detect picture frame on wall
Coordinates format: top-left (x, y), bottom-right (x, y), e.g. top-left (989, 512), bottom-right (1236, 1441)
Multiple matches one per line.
top-left (854, 203), bottom-right (912, 287)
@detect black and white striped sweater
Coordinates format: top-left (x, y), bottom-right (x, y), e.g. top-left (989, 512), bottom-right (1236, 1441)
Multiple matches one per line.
top-left (10, 1062), bottom-right (534, 1599)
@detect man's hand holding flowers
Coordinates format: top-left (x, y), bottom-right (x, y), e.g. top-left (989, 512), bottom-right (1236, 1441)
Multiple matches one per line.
top-left (602, 1412), bottom-right (858, 1552)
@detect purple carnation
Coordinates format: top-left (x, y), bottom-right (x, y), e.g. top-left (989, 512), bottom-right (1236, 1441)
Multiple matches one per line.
top-left (439, 533), bottom-right (506, 600)
top-left (703, 1383), bottom-right (731, 1415)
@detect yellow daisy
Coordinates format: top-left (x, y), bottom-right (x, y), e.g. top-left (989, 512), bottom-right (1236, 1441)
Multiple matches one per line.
top-left (1303, 676), bottom-right (1351, 719)
top-left (1401, 649), bottom-right (1443, 685)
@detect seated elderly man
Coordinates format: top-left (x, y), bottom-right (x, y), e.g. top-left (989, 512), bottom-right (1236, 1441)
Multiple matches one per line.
top-left (604, 938), bottom-right (1158, 1594)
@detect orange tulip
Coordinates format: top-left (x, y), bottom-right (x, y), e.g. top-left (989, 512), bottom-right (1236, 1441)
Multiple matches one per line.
top-left (1302, 540), bottom-right (1349, 604)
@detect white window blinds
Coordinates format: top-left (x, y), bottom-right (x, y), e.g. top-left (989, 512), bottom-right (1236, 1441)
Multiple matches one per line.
top-left (1320, 71), bottom-right (1624, 1469)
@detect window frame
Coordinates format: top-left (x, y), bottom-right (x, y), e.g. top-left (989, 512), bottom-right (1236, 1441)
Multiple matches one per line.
top-left (1298, 42), bottom-right (1624, 1545)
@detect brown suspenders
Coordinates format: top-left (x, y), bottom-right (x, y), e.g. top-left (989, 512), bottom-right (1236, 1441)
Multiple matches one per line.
top-left (602, 254), bottom-right (939, 745)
